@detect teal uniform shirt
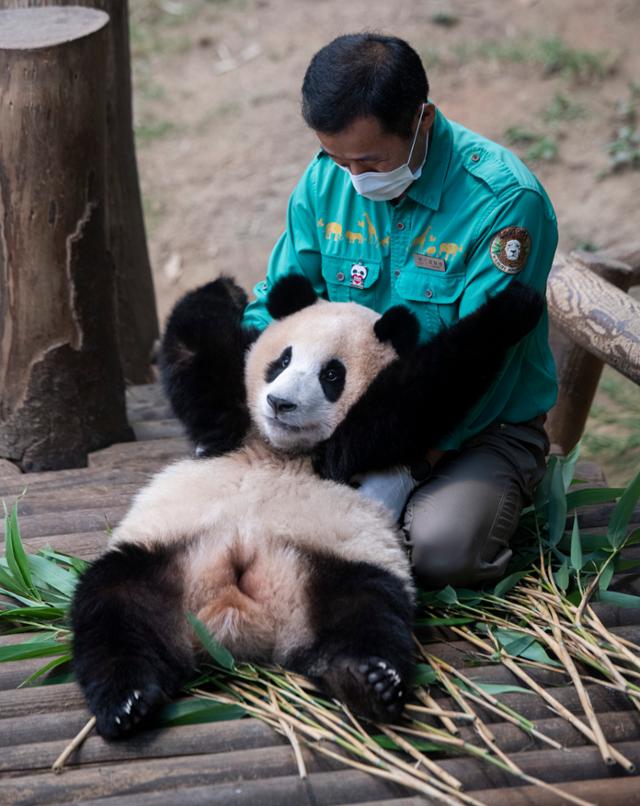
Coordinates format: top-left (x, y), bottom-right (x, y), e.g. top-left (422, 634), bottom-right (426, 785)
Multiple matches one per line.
top-left (243, 109), bottom-right (558, 450)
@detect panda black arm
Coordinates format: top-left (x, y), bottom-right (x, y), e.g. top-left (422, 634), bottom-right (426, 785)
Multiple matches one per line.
top-left (313, 281), bottom-right (544, 483)
top-left (160, 277), bottom-right (259, 457)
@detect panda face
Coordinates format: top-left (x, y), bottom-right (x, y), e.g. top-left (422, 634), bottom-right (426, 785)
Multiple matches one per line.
top-left (246, 301), bottom-right (398, 453)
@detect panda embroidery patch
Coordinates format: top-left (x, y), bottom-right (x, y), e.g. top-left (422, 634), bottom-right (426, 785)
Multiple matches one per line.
top-left (350, 264), bottom-right (368, 288)
top-left (489, 226), bottom-right (531, 274)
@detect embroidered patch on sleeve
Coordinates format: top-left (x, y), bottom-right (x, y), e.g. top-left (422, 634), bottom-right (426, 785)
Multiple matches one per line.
top-left (489, 226), bottom-right (531, 274)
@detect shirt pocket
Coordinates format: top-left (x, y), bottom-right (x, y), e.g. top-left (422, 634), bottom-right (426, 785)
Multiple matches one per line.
top-left (321, 256), bottom-right (382, 305)
top-left (394, 270), bottom-right (466, 336)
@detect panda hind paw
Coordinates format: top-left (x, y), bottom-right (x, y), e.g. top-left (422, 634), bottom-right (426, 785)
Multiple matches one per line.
top-left (94, 682), bottom-right (164, 740)
top-left (357, 656), bottom-right (405, 721)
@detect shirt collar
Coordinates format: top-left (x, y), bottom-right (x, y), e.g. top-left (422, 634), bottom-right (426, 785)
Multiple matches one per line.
top-left (406, 108), bottom-right (452, 211)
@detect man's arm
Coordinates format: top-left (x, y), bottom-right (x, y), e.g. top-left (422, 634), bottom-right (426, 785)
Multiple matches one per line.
top-left (243, 157), bottom-right (325, 333)
top-left (314, 187), bottom-right (557, 482)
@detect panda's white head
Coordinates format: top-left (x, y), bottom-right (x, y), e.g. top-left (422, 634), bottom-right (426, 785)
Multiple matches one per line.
top-left (245, 276), bottom-right (419, 453)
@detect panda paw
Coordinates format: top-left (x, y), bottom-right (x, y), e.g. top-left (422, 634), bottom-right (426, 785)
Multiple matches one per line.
top-left (358, 657), bottom-right (405, 721)
top-left (92, 682), bottom-right (166, 740)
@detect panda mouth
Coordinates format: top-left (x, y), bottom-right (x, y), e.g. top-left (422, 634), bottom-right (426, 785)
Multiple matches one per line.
top-left (267, 417), bottom-right (304, 433)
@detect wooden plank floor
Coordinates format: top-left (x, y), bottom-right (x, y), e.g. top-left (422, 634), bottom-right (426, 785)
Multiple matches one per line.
top-left (1, 384), bottom-right (639, 805)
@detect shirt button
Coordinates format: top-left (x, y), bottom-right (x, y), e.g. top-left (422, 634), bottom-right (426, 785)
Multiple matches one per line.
top-left (396, 222), bottom-right (405, 231)
top-left (336, 272), bottom-right (345, 282)
top-left (394, 270), bottom-right (400, 277)
top-left (425, 289), bottom-right (433, 299)
top-left (470, 153), bottom-right (480, 162)
top-left (261, 283), bottom-right (268, 291)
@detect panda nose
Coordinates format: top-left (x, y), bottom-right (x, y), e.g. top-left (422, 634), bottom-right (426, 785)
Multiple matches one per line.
top-left (267, 394), bottom-right (297, 415)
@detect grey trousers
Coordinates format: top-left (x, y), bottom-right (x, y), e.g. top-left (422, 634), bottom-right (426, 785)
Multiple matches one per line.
top-left (403, 417), bottom-right (549, 588)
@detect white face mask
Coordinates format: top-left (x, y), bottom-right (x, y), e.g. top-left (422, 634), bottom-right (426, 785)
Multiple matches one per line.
top-left (339, 104), bottom-right (428, 202)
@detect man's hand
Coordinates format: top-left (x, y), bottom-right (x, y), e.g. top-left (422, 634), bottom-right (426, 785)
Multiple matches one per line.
top-left (353, 466), bottom-right (418, 522)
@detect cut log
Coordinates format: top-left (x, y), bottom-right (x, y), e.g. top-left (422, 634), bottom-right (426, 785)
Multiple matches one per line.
top-left (0, 7), bottom-right (137, 471)
top-left (0, 0), bottom-right (160, 383)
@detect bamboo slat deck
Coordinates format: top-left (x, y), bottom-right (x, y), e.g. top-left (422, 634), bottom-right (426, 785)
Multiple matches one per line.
top-left (1, 384), bottom-right (639, 805)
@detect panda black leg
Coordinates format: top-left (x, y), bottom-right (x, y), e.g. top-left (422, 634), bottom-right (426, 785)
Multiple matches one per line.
top-left (290, 553), bottom-right (414, 722)
top-left (71, 543), bottom-right (194, 740)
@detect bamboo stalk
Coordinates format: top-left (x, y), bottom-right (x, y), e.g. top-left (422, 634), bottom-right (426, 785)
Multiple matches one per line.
top-left (268, 686), bottom-right (307, 779)
top-left (51, 716), bottom-right (96, 773)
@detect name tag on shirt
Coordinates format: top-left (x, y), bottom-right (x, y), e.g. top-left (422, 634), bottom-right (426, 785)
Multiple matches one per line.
top-left (413, 253), bottom-right (446, 272)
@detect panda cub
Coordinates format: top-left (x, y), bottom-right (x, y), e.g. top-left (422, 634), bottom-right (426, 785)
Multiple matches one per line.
top-left (72, 275), bottom-right (543, 739)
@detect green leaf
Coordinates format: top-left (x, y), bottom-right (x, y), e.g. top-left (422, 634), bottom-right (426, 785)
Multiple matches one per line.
top-left (186, 613), bottom-right (235, 671)
top-left (608, 471), bottom-right (640, 549)
top-left (560, 442), bottom-right (581, 492)
top-left (554, 559), bottom-right (570, 592)
top-left (598, 560), bottom-right (615, 592)
top-left (414, 616), bottom-right (474, 627)
top-left (494, 629), bottom-right (536, 658)
top-left (412, 663), bottom-right (438, 687)
top-left (3, 503), bottom-right (38, 600)
top-left (19, 653), bottom-right (72, 687)
top-left (372, 733), bottom-right (441, 752)
top-left (565, 487), bottom-right (624, 510)
top-left (0, 605), bottom-right (67, 622)
top-left (27, 554), bottom-right (77, 599)
top-left (597, 590), bottom-right (640, 609)
top-left (0, 636), bottom-right (69, 663)
top-left (435, 585), bottom-right (458, 605)
top-left (157, 697), bottom-right (245, 727)
top-left (570, 515), bottom-right (583, 571)
top-left (492, 570), bottom-right (527, 597)
top-left (473, 682), bottom-right (534, 695)
top-left (548, 460), bottom-right (567, 546)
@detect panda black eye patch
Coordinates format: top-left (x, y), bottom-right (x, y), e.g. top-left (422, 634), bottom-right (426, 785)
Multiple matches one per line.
top-left (320, 359), bottom-right (346, 402)
top-left (265, 346), bottom-right (292, 383)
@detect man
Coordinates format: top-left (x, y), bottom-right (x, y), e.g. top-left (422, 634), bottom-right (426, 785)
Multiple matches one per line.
top-left (243, 32), bottom-right (557, 588)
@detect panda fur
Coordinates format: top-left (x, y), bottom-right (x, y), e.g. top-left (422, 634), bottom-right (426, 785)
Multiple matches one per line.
top-left (72, 274), bottom-right (544, 739)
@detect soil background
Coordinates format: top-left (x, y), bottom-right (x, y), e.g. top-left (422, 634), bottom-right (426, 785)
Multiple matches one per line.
top-left (130, 0), bottom-right (640, 483)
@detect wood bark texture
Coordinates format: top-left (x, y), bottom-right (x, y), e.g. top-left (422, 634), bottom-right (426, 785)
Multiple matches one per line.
top-left (1, 0), bottom-right (160, 383)
top-left (546, 250), bottom-right (639, 453)
top-left (0, 7), bottom-right (134, 471)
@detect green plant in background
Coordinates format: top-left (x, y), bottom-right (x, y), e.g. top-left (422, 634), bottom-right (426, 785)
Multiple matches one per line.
top-left (543, 92), bottom-right (586, 124)
top-left (504, 126), bottom-right (559, 163)
top-left (2, 455), bottom-right (640, 798)
top-left (603, 83), bottom-right (640, 175)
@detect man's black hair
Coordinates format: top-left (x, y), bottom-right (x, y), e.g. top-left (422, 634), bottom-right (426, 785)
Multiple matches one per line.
top-left (301, 33), bottom-right (429, 138)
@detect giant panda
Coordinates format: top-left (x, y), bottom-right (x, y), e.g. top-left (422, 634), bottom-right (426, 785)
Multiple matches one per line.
top-left (71, 274), bottom-right (543, 739)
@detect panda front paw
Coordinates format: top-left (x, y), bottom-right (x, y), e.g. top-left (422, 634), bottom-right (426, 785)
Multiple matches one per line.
top-left (323, 654), bottom-right (406, 723)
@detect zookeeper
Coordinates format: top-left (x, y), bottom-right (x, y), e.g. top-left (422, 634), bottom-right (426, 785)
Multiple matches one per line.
top-left (242, 32), bottom-right (558, 588)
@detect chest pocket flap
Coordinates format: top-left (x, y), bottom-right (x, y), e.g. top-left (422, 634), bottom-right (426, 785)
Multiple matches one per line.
top-left (321, 256), bottom-right (381, 297)
top-left (395, 269), bottom-right (465, 304)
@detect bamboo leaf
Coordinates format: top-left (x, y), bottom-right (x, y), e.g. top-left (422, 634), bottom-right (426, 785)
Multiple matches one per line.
top-left (157, 697), bottom-right (245, 726)
top-left (435, 585), bottom-right (458, 605)
top-left (597, 590), bottom-right (640, 608)
top-left (472, 682), bottom-right (534, 695)
top-left (608, 471), bottom-right (640, 549)
top-left (0, 605), bottom-right (66, 622)
top-left (598, 560), bottom-right (615, 592)
top-left (492, 570), bottom-right (527, 597)
top-left (414, 616), bottom-right (474, 626)
top-left (548, 460), bottom-right (567, 546)
top-left (554, 559), bottom-right (570, 591)
top-left (569, 514), bottom-right (583, 571)
top-left (28, 554), bottom-right (77, 598)
top-left (565, 487), bottom-right (624, 510)
top-left (0, 636), bottom-right (69, 663)
top-left (19, 653), bottom-right (72, 687)
top-left (186, 613), bottom-right (235, 671)
top-left (3, 503), bottom-right (38, 599)
top-left (372, 734), bottom-right (441, 752)
top-left (560, 441), bottom-right (580, 492)
top-left (412, 663), bottom-right (437, 687)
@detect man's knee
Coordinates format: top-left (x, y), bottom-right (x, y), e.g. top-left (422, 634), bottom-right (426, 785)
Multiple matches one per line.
top-left (405, 479), bottom-right (523, 589)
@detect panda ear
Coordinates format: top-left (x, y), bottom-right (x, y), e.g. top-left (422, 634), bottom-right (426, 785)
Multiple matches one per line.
top-left (267, 275), bottom-right (318, 319)
top-left (374, 306), bottom-right (420, 356)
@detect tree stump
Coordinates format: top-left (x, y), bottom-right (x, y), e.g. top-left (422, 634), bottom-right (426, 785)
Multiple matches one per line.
top-left (0, 7), bottom-right (134, 471)
top-left (0, 0), bottom-right (160, 384)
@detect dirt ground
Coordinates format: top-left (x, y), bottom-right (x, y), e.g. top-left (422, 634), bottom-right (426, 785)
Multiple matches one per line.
top-left (130, 0), bottom-right (640, 483)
